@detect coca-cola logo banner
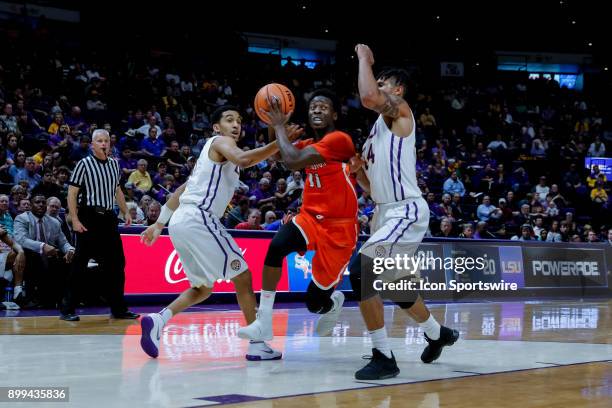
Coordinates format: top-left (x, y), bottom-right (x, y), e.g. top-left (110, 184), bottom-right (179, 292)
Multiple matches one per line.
top-left (122, 234), bottom-right (290, 294)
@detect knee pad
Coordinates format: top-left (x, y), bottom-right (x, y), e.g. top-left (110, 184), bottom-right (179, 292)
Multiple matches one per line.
top-left (263, 237), bottom-right (287, 268)
top-left (305, 290), bottom-right (332, 314)
top-left (349, 254), bottom-right (380, 302)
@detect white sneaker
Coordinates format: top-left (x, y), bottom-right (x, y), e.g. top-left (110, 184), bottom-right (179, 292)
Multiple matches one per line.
top-left (245, 341), bottom-right (282, 361)
top-left (315, 291), bottom-right (344, 336)
top-left (140, 313), bottom-right (164, 358)
top-left (237, 312), bottom-right (273, 341)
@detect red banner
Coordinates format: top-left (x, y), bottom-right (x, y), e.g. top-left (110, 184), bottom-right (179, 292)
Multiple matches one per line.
top-left (122, 234), bottom-right (289, 294)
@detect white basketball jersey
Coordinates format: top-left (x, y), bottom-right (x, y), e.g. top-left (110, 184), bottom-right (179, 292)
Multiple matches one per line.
top-left (179, 136), bottom-right (240, 218)
top-left (361, 114), bottom-right (421, 204)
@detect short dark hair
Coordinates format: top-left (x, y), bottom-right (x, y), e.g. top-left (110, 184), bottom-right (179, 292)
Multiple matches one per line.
top-left (377, 67), bottom-right (410, 96)
top-left (211, 105), bottom-right (240, 125)
top-left (308, 88), bottom-right (340, 113)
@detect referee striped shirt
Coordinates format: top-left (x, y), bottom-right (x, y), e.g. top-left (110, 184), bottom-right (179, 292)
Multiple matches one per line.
top-left (68, 155), bottom-right (121, 210)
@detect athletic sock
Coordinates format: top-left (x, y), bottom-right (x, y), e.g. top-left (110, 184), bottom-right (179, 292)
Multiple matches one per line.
top-left (159, 308), bottom-right (173, 325)
top-left (259, 290), bottom-right (276, 317)
top-left (369, 327), bottom-right (392, 359)
top-left (419, 314), bottom-right (441, 340)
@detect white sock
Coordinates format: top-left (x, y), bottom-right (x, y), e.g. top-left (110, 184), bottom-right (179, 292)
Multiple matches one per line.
top-left (13, 285), bottom-right (23, 298)
top-left (159, 308), bottom-right (173, 325)
top-left (258, 290), bottom-right (276, 318)
top-left (419, 314), bottom-right (441, 340)
top-left (369, 327), bottom-right (392, 359)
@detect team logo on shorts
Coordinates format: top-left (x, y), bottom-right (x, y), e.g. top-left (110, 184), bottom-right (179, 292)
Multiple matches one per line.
top-left (375, 245), bottom-right (386, 257)
top-left (231, 259), bottom-right (242, 271)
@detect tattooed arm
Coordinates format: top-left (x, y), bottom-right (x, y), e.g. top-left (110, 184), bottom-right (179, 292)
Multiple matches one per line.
top-left (355, 44), bottom-right (413, 136)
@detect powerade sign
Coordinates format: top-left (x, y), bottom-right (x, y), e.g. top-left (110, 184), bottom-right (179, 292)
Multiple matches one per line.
top-left (523, 246), bottom-right (608, 288)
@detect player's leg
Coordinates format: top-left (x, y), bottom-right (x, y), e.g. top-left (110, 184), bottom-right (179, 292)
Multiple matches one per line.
top-left (349, 253), bottom-right (400, 380)
top-left (140, 284), bottom-right (212, 359)
top-left (395, 297), bottom-right (459, 363)
top-left (141, 209), bottom-right (220, 358)
top-left (232, 269), bottom-right (282, 360)
top-left (305, 279), bottom-right (345, 336)
top-left (238, 221), bottom-right (306, 341)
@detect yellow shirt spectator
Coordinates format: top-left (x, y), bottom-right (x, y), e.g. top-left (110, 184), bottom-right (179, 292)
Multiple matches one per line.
top-left (127, 161), bottom-right (153, 192)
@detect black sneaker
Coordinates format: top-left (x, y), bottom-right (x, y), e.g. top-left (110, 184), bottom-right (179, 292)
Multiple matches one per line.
top-left (355, 348), bottom-right (400, 380)
top-left (421, 326), bottom-right (459, 364)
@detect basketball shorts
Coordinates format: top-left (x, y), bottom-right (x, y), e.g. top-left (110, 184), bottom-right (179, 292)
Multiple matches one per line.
top-left (168, 204), bottom-right (248, 288)
top-left (293, 212), bottom-right (358, 290)
top-left (359, 197), bottom-right (429, 282)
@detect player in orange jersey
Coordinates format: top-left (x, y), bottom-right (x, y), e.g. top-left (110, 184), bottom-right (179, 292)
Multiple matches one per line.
top-left (238, 89), bottom-right (359, 341)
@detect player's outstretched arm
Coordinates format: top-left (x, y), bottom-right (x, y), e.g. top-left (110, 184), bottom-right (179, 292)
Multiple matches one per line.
top-left (212, 137), bottom-right (280, 169)
top-left (260, 97), bottom-right (324, 170)
top-left (355, 44), bottom-right (411, 120)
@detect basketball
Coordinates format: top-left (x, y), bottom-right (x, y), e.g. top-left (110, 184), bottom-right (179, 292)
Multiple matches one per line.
top-left (254, 83), bottom-right (296, 124)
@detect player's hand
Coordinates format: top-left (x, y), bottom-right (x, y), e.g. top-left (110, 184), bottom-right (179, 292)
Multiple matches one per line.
top-left (260, 96), bottom-right (292, 128)
top-left (349, 154), bottom-right (366, 173)
top-left (123, 212), bottom-right (132, 227)
top-left (282, 212), bottom-right (295, 225)
top-left (140, 224), bottom-right (163, 246)
top-left (355, 44), bottom-right (375, 66)
top-left (286, 124), bottom-right (304, 142)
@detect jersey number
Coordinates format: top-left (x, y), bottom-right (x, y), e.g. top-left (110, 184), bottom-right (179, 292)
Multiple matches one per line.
top-left (365, 145), bottom-right (375, 170)
top-left (308, 173), bottom-right (322, 188)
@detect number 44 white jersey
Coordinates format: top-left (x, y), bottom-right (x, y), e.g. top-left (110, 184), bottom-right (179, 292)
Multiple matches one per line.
top-left (361, 114), bottom-right (421, 204)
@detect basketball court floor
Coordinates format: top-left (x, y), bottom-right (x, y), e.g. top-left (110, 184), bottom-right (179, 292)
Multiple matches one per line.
top-left (1, 299), bottom-right (611, 407)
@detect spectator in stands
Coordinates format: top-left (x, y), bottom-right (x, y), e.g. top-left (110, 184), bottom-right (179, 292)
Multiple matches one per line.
top-left (435, 218), bottom-right (454, 238)
top-left (46, 196), bottom-right (71, 244)
top-left (534, 176), bottom-right (549, 203)
top-left (591, 180), bottom-right (608, 205)
top-left (17, 199), bottom-right (31, 215)
top-left (145, 201), bottom-right (161, 226)
top-left (9, 151), bottom-right (26, 183)
top-left (439, 193), bottom-right (455, 221)
top-left (474, 221), bottom-right (496, 239)
top-left (274, 178), bottom-right (291, 212)
top-left (587, 136), bottom-right (606, 157)
top-left (538, 229), bottom-right (548, 241)
top-left (606, 228), bottom-right (612, 245)
top-left (477, 196), bottom-right (501, 221)
top-left (226, 198), bottom-right (249, 229)
top-left (514, 204), bottom-right (531, 226)
top-left (532, 215), bottom-right (545, 237)
top-left (587, 230), bottom-right (599, 243)
top-left (0, 103), bottom-right (19, 135)
top-left (587, 165), bottom-right (606, 188)
top-left (137, 116), bottom-right (162, 139)
top-left (287, 171), bottom-right (304, 194)
top-left (65, 106), bottom-right (87, 132)
top-left (250, 178), bottom-right (275, 207)
top-left (458, 223), bottom-right (474, 239)
top-left (47, 112), bottom-right (65, 135)
top-left (487, 134), bottom-right (507, 151)
top-left (512, 224), bottom-right (534, 241)
top-left (32, 169), bottom-right (62, 199)
top-left (15, 157), bottom-right (41, 189)
top-left (235, 209), bottom-right (263, 230)
top-left (451, 193), bottom-right (466, 221)
top-left (14, 194), bottom-right (75, 308)
top-left (262, 211), bottom-right (277, 229)
top-left (0, 195), bottom-right (14, 236)
top-left (70, 135), bottom-right (91, 162)
top-left (442, 171), bottom-right (465, 197)
top-left (127, 159), bottom-right (153, 196)
top-left (140, 126), bottom-right (166, 158)
top-left (546, 220), bottom-right (563, 242)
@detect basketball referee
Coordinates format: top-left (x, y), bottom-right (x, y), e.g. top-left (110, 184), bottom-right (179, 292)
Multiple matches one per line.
top-left (60, 129), bottom-right (140, 321)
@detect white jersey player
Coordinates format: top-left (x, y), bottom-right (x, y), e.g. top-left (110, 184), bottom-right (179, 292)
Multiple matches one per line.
top-left (138, 105), bottom-right (303, 361)
top-left (349, 45), bottom-right (459, 381)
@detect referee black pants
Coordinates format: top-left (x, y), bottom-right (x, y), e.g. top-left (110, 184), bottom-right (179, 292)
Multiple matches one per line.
top-left (60, 208), bottom-right (127, 316)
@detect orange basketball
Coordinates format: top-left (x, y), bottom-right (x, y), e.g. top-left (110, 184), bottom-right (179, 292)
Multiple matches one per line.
top-left (254, 83), bottom-right (296, 124)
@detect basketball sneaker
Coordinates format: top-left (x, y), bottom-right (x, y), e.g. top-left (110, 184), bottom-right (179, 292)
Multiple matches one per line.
top-left (245, 341), bottom-right (282, 361)
top-left (237, 311), bottom-right (273, 341)
top-left (315, 291), bottom-right (344, 336)
top-left (420, 326), bottom-right (460, 364)
top-left (140, 313), bottom-right (164, 358)
top-left (355, 348), bottom-right (400, 380)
